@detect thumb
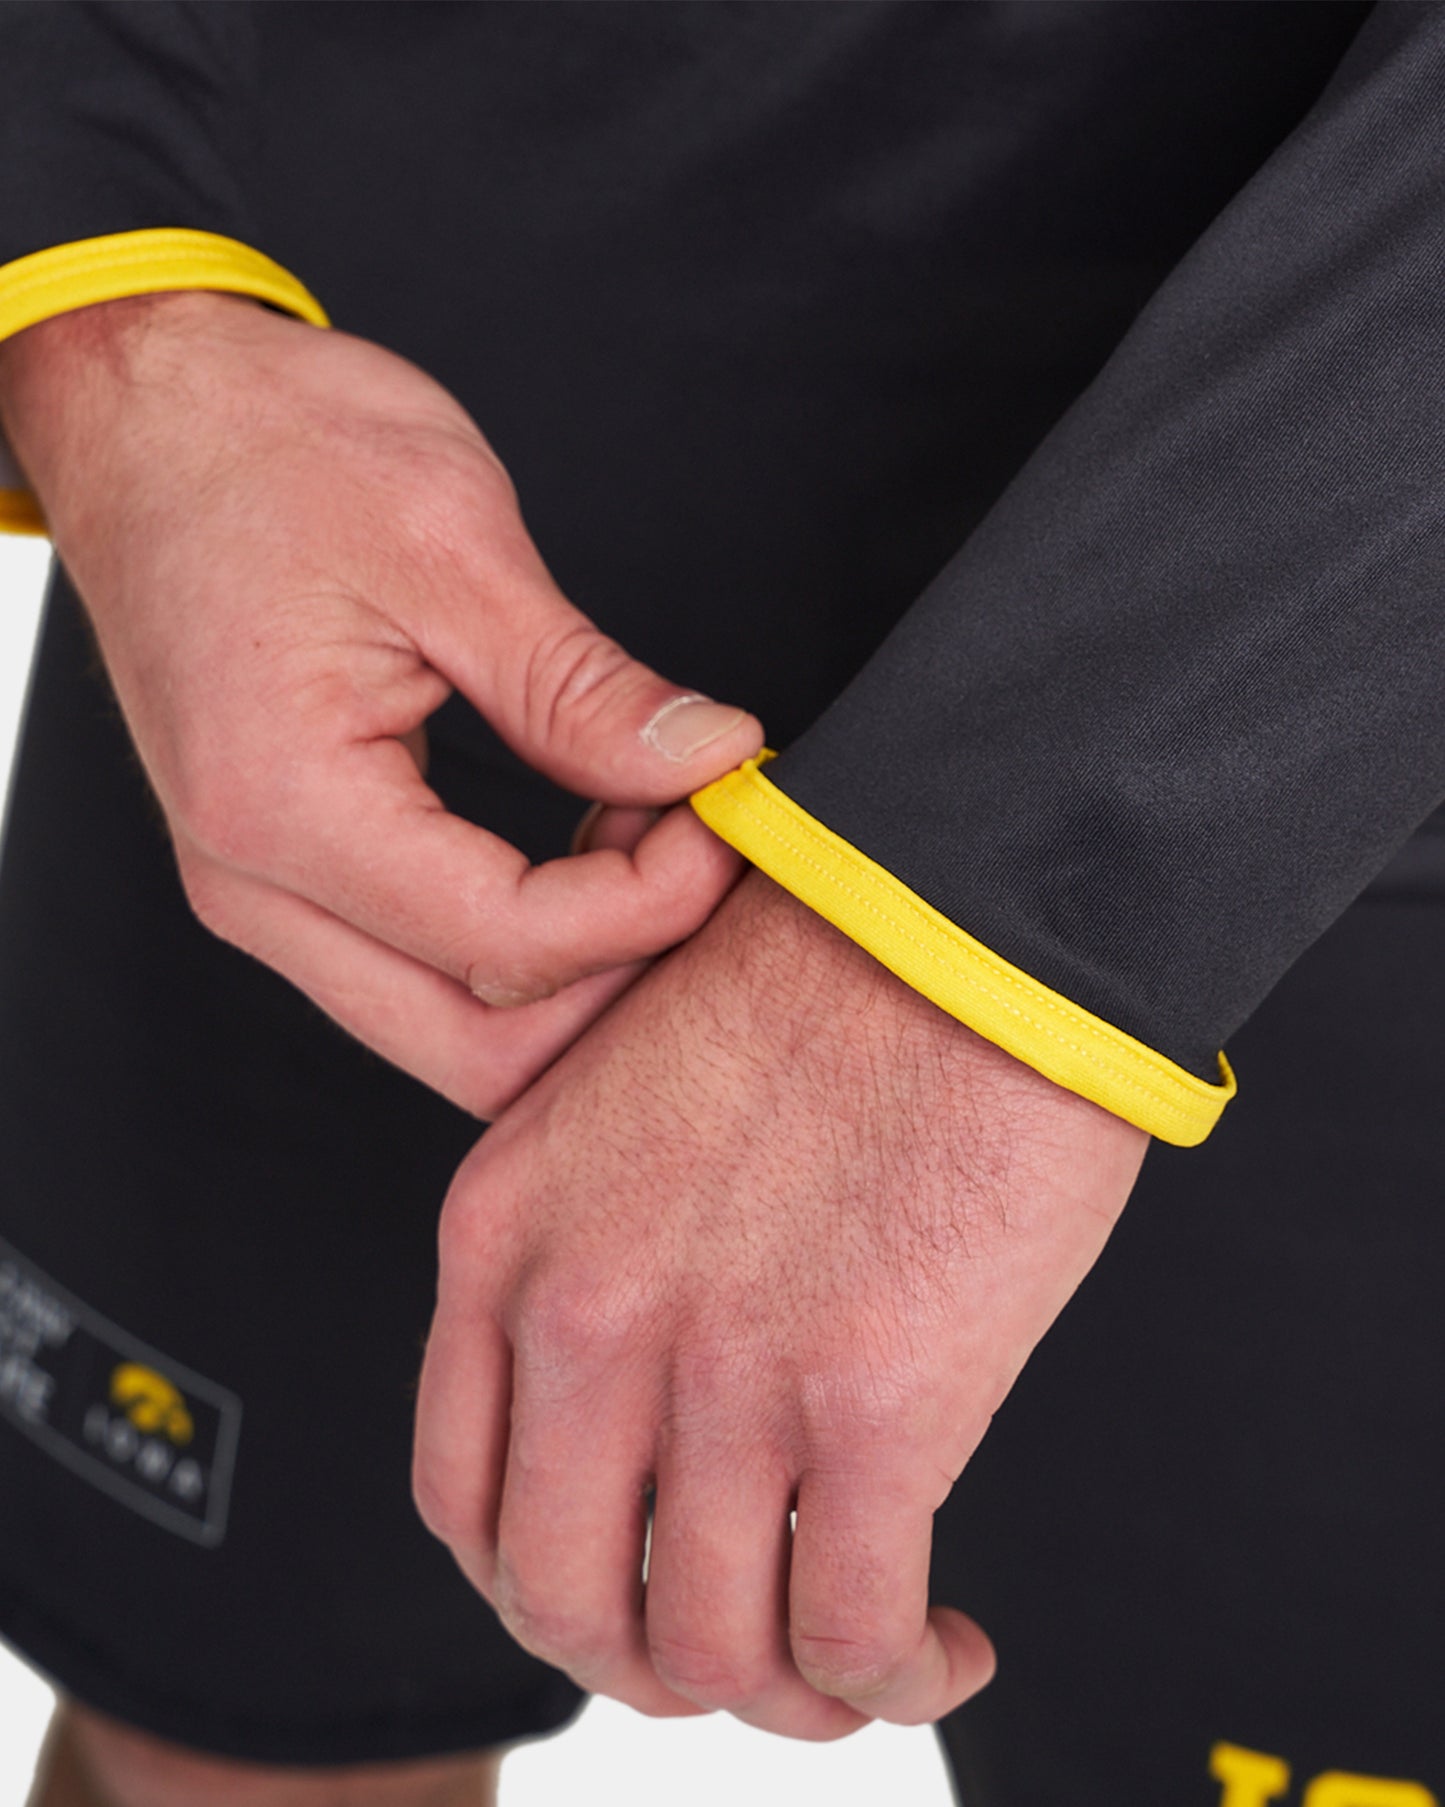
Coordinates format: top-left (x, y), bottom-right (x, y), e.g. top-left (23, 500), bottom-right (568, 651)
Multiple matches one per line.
top-left (434, 567), bottom-right (764, 804)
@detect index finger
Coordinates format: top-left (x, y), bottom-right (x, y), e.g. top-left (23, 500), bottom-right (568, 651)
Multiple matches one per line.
top-left (788, 1467), bottom-right (996, 1725)
top-left (235, 736), bottom-right (746, 1000)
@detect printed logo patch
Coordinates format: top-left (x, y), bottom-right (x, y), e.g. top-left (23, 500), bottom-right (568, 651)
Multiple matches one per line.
top-left (0, 1236), bottom-right (240, 1546)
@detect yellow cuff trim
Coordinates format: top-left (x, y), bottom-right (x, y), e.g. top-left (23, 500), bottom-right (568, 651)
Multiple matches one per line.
top-left (691, 755), bottom-right (1236, 1147)
top-left (0, 228), bottom-right (328, 343)
top-left (0, 229), bottom-right (329, 538)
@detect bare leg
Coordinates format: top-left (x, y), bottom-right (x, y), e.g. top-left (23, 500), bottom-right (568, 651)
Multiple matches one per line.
top-left (27, 1710), bottom-right (93, 1807)
top-left (29, 1701), bottom-right (503, 1807)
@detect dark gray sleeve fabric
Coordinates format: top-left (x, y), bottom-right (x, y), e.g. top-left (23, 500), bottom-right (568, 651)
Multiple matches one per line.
top-left (0, 0), bottom-right (258, 264)
top-left (767, 0), bottom-right (1445, 1082)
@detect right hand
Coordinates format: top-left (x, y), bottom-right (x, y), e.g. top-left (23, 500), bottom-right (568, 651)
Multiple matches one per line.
top-left (0, 292), bottom-right (762, 1115)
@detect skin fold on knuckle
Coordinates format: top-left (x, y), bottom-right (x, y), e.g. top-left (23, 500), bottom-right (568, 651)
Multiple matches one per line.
top-left (646, 1633), bottom-right (772, 1712)
top-left (521, 619), bottom-right (642, 763)
top-left (511, 1266), bottom-right (657, 1402)
top-left (792, 1346), bottom-right (944, 1471)
top-left (491, 1564), bottom-right (613, 1674)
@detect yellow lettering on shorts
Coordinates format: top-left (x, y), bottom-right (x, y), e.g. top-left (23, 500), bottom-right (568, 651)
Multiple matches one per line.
top-left (1303, 1776), bottom-right (1437, 1807)
top-left (1211, 1743), bottom-right (1292, 1806)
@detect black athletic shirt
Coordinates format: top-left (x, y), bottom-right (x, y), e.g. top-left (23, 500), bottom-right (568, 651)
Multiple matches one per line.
top-left (1, 2), bottom-right (1441, 1144)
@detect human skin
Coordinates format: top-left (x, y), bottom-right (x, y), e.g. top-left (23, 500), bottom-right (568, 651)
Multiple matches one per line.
top-left (32, 1700), bottom-right (502, 1807)
top-left (417, 867), bottom-right (1149, 1739)
top-left (1, 297), bottom-right (1151, 1741)
top-left (0, 293), bottom-right (762, 1115)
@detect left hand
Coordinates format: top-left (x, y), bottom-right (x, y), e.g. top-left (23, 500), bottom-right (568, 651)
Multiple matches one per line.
top-left (415, 870), bottom-right (1149, 1738)
top-left (0, 295), bottom-right (761, 1117)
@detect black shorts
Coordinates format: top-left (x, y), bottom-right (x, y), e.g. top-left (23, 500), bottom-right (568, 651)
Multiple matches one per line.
top-left (2, 574), bottom-right (1443, 1798)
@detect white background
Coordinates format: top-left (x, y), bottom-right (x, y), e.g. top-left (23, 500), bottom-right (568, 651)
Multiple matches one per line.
top-left (0, 538), bottom-right (954, 1803)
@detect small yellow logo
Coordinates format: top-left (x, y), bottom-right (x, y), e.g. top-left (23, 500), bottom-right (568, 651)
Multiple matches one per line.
top-left (109, 1364), bottom-right (194, 1446)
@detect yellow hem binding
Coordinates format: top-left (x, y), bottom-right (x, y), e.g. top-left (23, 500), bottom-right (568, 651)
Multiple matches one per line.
top-left (0, 228), bottom-right (330, 538)
top-left (691, 754), bottom-right (1236, 1147)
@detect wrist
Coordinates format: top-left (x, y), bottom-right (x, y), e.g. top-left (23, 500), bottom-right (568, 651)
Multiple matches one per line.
top-left (0, 292), bottom-right (263, 499)
top-left (718, 867), bottom-right (1150, 1155)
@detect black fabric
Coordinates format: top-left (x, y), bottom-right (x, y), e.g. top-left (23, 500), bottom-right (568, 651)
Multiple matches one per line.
top-left (0, 580), bottom-right (585, 1764)
top-left (772, 0), bottom-right (1445, 1077)
top-left (4, 582), bottom-right (1442, 1786)
top-left (933, 890), bottom-right (1445, 1801)
top-left (0, 2), bottom-right (260, 265)
top-left (8, 3), bottom-right (1425, 1079)
top-left (1, 0), bottom-right (1442, 1778)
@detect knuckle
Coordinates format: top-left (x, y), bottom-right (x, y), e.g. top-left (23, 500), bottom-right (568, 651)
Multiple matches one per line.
top-left (494, 1573), bottom-right (608, 1670)
top-left (665, 1332), bottom-right (772, 1433)
top-left (434, 1195), bottom-right (482, 1278)
top-left (795, 1352), bottom-right (937, 1457)
top-left (514, 1271), bottom-right (649, 1381)
top-left (175, 757), bottom-right (301, 873)
top-left (409, 1464), bottom-right (462, 1548)
top-left (386, 453), bottom-right (532, 608)
top-left (523, 621), bottom-right (637, 750)
top-left (435, 1151), bottom-right (517, 1276)
top-left (175, 858), bottom-right (245, 945)
top-left (647, 1634), bottom-right (770, 1710)
top-left (174, 777), bottom-right (254, 868)
top-left (390, 445), bottom-right (516, 563)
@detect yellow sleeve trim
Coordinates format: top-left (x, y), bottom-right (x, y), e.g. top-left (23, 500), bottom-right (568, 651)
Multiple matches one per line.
top-left (0, 228), bottom-right (328, 343)
top-left (691, 754), bottom-right (1236, 1147)
top-left (0, 228), bottom-right (329, 538)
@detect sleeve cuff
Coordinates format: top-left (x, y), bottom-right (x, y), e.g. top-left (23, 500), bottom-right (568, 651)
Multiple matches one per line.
top-left (691, 753), bottom-right (1237, 1147)
top-left (0, 228), bottom-right (329, 539)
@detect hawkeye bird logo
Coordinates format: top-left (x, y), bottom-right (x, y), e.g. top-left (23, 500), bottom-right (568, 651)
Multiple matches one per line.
top-left (109, 1363), bottom-right (195, 1446)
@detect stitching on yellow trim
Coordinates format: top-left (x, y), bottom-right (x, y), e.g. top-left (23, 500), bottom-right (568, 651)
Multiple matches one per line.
top-left (694, 758), bottom-right (1233, 1141)
top-left (732, 795), bottom-right (1211, 1129)
top-left (0, 230), bottom-right (328, 338)
top-left (750, 776), bottom-right (1226, 1100)
top-left (740, 773), bottom-right (1228, 1111)
top-left (2, 246), bottom-right (294, 302)
top-left (726, 761), bottom-right (1222, 1087)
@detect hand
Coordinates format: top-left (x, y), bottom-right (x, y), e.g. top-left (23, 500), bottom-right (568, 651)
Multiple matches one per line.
top-left (414, 870), bottom-right (1150, 1737)
top-left (0, 293), bottom-right (761, 1113)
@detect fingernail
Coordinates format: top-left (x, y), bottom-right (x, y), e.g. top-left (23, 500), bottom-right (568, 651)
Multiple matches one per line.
top-left (641, 694), bottom-right (747, 763)
top-left (472, 980), bottom-right (555, 1008)
top-left (570, 800), bottom-right (605, 856)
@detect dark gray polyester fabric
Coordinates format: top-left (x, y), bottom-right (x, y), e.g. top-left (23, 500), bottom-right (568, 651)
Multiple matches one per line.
top-left (772, 0), bottom-right (1445, 1076)
top-left (4, 2), bottom-right (1437, 1082)
top-left (2, 0), bottom-right (1444, 1781)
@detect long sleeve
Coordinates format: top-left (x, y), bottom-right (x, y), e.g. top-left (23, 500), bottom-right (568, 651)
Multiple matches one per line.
top-left (0, 1), bottom-right (325, 535)
top-left (694, 1), bottom-right (1445, 1146)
